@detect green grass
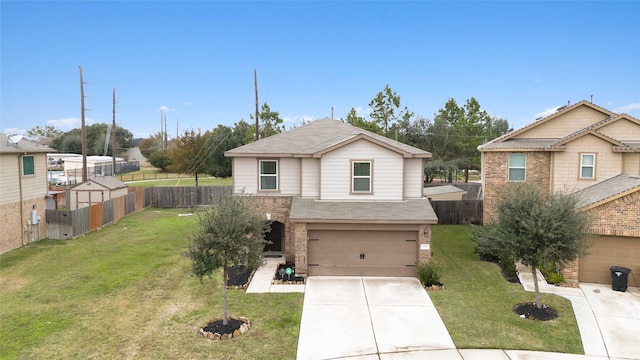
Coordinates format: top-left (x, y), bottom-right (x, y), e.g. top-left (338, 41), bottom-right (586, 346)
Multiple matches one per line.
top-left (0, 208), bottom-right (302, 360)
top-left (429, 225), bottom-right (584, 353)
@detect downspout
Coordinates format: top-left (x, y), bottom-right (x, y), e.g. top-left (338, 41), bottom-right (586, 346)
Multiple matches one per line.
top-left (18, 155), bottom-right (25, 246)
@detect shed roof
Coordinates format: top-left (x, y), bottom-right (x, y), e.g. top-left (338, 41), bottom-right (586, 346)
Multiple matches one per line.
top-left (225, 119), bottom-right (431, 159)
top-left (73, 176), bottom-right (128, 190)
top-left (289, 198), bottom-right (438, 224)
top-left (423, 185), bottom-right (467, 197)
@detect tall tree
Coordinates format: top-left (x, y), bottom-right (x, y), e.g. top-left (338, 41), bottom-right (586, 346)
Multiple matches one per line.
top-left (252, 102), bottom-right (284, 139)
top-left (185, 193), bottom-right (268, 326)
top-left (148, 149), bottom-right (171, 173)
top-left (49, 123), bottom-right (133, 156)
top-left (344, 107), bottom-right (382, 135)
top-left (139, 132), bottom-right (166, 159)
top-left (168, 129), bottom-right (211, 186)
top-left (27, 125), bottom-right (63, 140)
top-left (473, 183), bottom-right (592, 309)
top-left (206, 121), bottom-right (249, 178)
top-left (368, 85), bottom-right (412, 137)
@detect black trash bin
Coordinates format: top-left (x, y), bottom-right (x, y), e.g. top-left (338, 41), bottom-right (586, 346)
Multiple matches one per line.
top-left (610, 266), bottom-right (631, 292)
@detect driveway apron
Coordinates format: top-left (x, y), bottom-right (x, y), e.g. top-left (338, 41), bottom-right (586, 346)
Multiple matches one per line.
top-left (296, 277), bottom-right (455, 360)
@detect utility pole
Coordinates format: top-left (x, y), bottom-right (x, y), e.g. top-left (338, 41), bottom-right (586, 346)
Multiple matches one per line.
top-left (79, 66), bottom-right (88, 182)
top-left (163, 112), bottom-right (167, 149)
top-left (160, 110), bottom-right (164, 150)
top-left (254, 69), bottom-right (259, 141)
top-left (112, 87), bottom-right (117, 176)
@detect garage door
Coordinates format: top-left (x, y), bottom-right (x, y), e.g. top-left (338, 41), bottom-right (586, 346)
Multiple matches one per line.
top-left (307, 230), bottom-right (418, 277)
top-left (579, 236), bottom-right (640, 284)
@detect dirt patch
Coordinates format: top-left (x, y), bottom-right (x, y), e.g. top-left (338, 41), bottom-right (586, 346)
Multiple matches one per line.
top-left (513, 303), bottom-right (559, 321)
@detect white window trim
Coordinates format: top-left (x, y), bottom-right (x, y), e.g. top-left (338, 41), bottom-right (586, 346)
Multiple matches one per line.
top-left (580, 153), bottom-right (596, 179)
top-left (351, 160), bottom-right (372, 193)
top-left (259, 159), bottom-right (278, 191)
top-left (508, 154), bottom-right (526, 182)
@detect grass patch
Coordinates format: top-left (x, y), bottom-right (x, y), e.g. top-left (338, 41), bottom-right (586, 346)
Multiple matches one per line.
top-left (0, 208), bottom-right (302, 359)
top-left (429, 225), bottom-right (583, 353)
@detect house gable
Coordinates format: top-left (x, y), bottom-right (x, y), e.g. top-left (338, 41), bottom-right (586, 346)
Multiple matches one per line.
top-left (595, 115), bottom-right (640, 143)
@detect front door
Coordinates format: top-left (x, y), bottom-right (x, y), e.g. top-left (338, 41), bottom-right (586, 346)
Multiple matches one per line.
top-left (264, 221), bottom-right (283, 252)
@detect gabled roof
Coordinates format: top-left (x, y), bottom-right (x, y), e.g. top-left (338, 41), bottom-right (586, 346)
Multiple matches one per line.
top-left (479, 101), bottom-right (640, 152)
top-left (225, 119), bottom-right (431, 159)
top-left (423, 185), bottom-right (466, 197)
top-left (289, 198), bottom-right (438, 224)
top-left (72, 176), bottom-right (128, 190)
top-left (573, 174), bottom-right (640, 210)
top-left (0, 133), bottom-right (55, 154)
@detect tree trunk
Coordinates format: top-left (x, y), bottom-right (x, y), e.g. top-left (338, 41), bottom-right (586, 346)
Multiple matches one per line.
top-left (532, 265), bottom-right (542, 309)
top-left (195, 173), bottom-right (199, 187)
top-left (464, 168), bottom-right (469, 183)
top-left (222, 266), bottom-right (228, 325)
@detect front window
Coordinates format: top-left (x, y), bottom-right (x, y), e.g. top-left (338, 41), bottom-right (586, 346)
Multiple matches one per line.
top-left (352, 161), bottom-right (372, 193)
top-left (508, 154), bottom-right (526, 182)
top-left (580, 154), bottom-right (595, 179)
top-left (259, 160), bottom-right (278, 190)
top-left (22, 156), bottom-right (35, 176)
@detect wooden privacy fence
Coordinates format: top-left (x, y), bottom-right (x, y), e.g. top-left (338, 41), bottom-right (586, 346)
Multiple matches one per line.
top-left (144, 186), bottom-right (232, 208)
top-left (46, 186), bottom-right (231, 239)
top-left (46, 187), bottom-right (146, 239)
top-left (430, 200), bottom-right (483, 225)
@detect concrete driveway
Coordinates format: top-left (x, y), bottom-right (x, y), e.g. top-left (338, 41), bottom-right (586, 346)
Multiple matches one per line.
top-left (296, 276), bottom-right (455, 360)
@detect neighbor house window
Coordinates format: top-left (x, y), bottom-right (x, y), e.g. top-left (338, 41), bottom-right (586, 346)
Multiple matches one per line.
top-left (352, 161), bottom-right (372, 193)
top-left (259, 160), bottom-right (278, 190)
top-left (580, 154), bottom-right (595, 179)
top-left (22, 156), bottom-right (35, 176)
top-left (508, 154), bottom-right (526, 181)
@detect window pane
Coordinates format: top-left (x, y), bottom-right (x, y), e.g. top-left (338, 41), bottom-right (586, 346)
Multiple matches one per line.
top-left (260, 161), bottom-right (277, 175)
top-left (353, 162), bottom-right (370, 176)
top-left (509, 154), bottom-right (525, 168)
top-left (353, 178), bottom-right (370, 192)
top-left (581, 167), bottom-right (594, 178)
top-left (261, 176), bottom-right (277, 190)
top-left (582, 154), bottom-right (594, 166)
top-left (509, 169), bottom-right (525, 182)
top-left (23, 156), bottom-right (35, 176)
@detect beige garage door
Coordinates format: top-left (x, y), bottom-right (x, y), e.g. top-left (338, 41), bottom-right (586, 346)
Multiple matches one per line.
top-left (579, 236), bottom-right (640, 284)
top-left (307, 230), bottom-right (418, 277)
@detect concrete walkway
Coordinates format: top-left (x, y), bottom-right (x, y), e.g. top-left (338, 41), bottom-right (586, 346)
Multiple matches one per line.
top-left (245, 254), bottom-right (305, 293)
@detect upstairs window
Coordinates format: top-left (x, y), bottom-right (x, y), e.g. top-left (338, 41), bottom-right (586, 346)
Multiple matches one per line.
top-left (22, 156), bottom-right (35, 176)
top-left (352, 161), bottom-right (372, 193)
top-left (259, 160), bottom-right (278, 190)
top-left (580, 154), bottom-right (595, 179)
top-left (508, 154), bottom-right (526, 182)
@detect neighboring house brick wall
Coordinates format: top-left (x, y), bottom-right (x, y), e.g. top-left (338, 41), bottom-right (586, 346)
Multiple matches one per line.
top-left (482, 151), bottom-right (551, 222)
top-left (0, 197), bottom-right (47, 254)
top-left (586, 191), bottom-right (640, 237)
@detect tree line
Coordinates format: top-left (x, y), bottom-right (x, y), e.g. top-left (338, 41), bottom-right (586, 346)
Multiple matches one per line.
top-left (33, 85), bottom-right (512, 183)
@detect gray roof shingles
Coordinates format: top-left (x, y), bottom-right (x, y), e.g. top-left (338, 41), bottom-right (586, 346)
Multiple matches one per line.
top-left (225, 119), bottom-right (431, 158)
top-left (573, 174), bottom-right (640, 208)
top-left (290, 198), bottom-right (438, 223)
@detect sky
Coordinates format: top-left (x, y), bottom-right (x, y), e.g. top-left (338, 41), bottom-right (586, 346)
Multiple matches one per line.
top-left (2, 1), bottom-right (639, 140)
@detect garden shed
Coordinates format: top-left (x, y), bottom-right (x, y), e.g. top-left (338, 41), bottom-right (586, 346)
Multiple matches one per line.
top-left (68, 176), bottom-right (128, 210)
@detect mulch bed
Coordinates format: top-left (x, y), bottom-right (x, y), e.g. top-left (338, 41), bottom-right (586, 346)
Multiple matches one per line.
top-left (226, 265), bottom-right (254, 289)
top-left (202, 318), bottom-right (245, 335)
top-left (513, 302), bottom-right (559, 321)
top-left (273, 263), bottom-right (305, 284)
top-left (200, 316), bottom-right (251, 340)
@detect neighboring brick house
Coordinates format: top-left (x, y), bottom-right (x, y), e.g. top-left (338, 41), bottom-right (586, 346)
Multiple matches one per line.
top-left (478, 101), bottom-right (640, 284)
top-left (225, 119), bottom-right (438, 277)
top-left (0, 134), bottom-right (55, 253)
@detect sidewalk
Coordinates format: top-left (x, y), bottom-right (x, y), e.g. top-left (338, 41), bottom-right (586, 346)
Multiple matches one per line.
top-left (245, 254), bottom-right (305, 293)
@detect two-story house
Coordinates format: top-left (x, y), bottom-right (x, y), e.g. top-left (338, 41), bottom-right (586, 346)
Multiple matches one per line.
top-left (225, 119), bottom-right (438, 277)
top-left (0, 134), bottom-right (55, 253)
top-left (478, 101), bottom-right (640, 284)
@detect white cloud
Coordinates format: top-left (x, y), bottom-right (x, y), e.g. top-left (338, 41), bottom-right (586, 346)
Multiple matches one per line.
top-left (157, 105), bottom-right (174, 112)
top-left (46, 117), bottom-right (81, 130)
top-left (184, 102), bottom-right (192, 106)
top-left (2, 127), bottom-right (27, 136)
top-left (533, 106), bottom-right (562, 120)
top-left (614, 102), bottom-right (640, 114)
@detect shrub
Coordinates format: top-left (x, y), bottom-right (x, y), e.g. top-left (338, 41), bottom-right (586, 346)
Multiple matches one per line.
top-left (417, 261), bottom-right (443, 287)
top-left (499, 255), bottom-right (517, 279)
top-left (540, 260), bottom-right (565, 285)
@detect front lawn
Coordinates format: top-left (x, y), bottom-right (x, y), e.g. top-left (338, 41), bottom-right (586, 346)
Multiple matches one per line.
top-left (0, 208), bottom-right (302, 359)
top-left (429, 225), bottom-right (583, 353)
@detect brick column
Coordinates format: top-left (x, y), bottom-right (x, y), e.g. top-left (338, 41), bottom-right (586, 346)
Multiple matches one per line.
top-left (418, 224), bottom-right (432, 263)
top-left (293, 222), bottom-right (308, 275)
